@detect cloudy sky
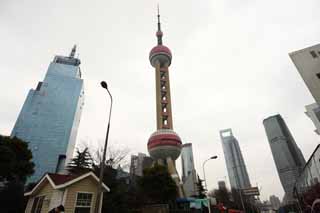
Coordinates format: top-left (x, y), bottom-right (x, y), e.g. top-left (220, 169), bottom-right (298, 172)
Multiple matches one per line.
top-left (1, 0), bottom-right (320, 200)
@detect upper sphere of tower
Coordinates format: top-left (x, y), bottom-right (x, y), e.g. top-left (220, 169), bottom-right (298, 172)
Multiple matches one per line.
top-left (149, 45), bottom-right (172, 67)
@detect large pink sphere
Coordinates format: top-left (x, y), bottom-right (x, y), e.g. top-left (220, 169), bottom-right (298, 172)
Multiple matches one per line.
top-left (148, 129), bottom-right (182, 160)
top-left (149, 45), bottom-right (172, 67)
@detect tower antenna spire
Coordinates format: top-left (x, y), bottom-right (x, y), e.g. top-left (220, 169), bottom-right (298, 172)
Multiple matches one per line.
top-left (156, 4), bottom-right (163, 45)
top-left (70, 44), bottom-right (77, 58)
top-left (157, 4), bottom-right (161, 31)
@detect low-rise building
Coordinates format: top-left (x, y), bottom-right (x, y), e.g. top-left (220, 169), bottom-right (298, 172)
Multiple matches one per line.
top-left (24, 172), bottom-right (109, 213)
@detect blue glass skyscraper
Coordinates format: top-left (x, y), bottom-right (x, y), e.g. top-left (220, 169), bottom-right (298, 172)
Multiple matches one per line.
top-left (11, 46), bottom-right (84, 182)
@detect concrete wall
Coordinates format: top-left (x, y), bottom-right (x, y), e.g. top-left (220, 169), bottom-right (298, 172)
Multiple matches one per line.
top-left (290, 44), bottom-right (320, 104)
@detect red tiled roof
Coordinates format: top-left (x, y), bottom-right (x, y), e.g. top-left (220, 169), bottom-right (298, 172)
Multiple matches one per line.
top-left (47, 173), bottom-right (80, 185)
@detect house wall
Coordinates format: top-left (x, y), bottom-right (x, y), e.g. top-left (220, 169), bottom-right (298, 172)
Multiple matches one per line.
top-left (25, 180), bottom-right (54, 213)
top-left (64, 176), bottom-right (99, 213)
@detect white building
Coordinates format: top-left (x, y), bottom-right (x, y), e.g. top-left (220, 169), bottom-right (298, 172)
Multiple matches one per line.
top-left (289, 44), bottom-right (320, 104)
top-left (305, 103), bottom-right (320, 135)
top-left (181, 143), bottom-right (199, 197)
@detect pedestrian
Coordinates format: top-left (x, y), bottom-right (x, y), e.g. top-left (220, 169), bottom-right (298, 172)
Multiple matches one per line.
top-left (48, 204), bottom-right (65, 213)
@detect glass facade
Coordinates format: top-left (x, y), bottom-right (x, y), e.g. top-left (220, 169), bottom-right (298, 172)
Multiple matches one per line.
top-left (263, 114), bottom-right (306, 202)
top-left (11, 49), bottom-right (84, 183)
top-left (220, 129), bottom-right (251, 189)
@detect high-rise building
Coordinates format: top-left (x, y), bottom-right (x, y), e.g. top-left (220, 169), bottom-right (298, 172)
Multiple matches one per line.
top-left (269, 195), bottom-right (281, 210)
top-left (11, 46), bottom-right (84, 182)
top-left (181, 143), bottom-right (198, 197)
top-left (146, 9), bottom-right (184, 197)
top-left (220, 129), bottom-right (251, 190)
top-left (289, 44), bottom-right (320, 104)
top-left (305, 102), bottom-right (320, 135)
top-left (129, 153), bottom-right (153, 177)
top-left (181, 143), bottom-right (195, 181)
top-left (263, 114), bottom-right (306, 202)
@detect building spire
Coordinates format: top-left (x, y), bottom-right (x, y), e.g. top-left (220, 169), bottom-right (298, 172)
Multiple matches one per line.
top-left (156, 4), bottom-right (163, 45)
top-left (70, 45), bottom-right (77, 58)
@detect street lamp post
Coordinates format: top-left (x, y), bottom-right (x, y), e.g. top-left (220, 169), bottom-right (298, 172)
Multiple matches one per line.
top-left (202, 156), bottom-right (218, 191)
top-left (95, 81), bottom-right (113, 213)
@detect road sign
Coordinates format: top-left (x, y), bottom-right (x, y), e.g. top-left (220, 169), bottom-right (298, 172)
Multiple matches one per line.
top-left (242, 187), bottom-right (260, 196)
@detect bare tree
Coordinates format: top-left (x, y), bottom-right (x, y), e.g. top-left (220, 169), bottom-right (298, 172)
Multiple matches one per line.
top-left (75, 140), bottom-right (130, 170)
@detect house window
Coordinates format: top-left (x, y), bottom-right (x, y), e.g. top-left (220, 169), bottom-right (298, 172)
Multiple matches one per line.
top-left (31, 196), bottom-right (45, 213)
top-left (310, 51), bottom-right (318, 58)
top-left (75, 193), bottom-right (93, 213)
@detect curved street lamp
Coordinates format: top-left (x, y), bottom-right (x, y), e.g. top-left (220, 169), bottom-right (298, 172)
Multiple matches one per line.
top-left (95, 81), bottom-right (113, 213)
top-left (202, 155), bottom-right (218, 191)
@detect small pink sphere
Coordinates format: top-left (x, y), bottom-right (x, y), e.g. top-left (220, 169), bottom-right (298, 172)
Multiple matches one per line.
top-left (149, 45), bottom-right (172, 67)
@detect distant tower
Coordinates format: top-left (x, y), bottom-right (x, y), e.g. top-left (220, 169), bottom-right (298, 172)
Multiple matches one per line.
top-left (181, 143), bottom-right (199, 197)
top-left (220, 129), bottom-right (251, 189)
top-left (181, 143), bottom-right (195, 181)
top-left (263, 114), bottom-right (306, 203)
top-left (11, 46), bottom-right (84, 182)
top-left (147, 8), bottom-right (184, 197)
top-left (147, 9), bottom-right (182, 163)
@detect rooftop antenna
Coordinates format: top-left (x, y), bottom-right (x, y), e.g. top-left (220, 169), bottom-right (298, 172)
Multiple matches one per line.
top-left (70, 44), bottom-right (77, 58)
top-left (156, 4), bottom-right (163, 45)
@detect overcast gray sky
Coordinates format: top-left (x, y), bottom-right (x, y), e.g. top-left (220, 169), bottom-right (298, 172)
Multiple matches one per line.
top-left (1, 0), bottom-right (320, 201)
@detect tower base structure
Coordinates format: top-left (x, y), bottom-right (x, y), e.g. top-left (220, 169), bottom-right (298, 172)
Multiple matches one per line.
top-left (154, 157), bottom-right (185, 198)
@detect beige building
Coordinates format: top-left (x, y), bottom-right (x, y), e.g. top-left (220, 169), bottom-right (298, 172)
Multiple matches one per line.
top-left (24, 172), bottom-right (109, 213)
top-left (289, 44), bottom-right (320, 104)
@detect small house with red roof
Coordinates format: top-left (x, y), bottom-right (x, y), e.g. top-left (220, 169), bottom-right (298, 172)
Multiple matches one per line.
top-left (24, 171), bottom-right (109, 213)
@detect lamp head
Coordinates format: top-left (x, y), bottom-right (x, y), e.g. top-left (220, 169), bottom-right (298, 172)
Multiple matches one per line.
top-left (210, 156), bottom-right (218, 159)
top-left (100, 81), bottom-right (108, 90)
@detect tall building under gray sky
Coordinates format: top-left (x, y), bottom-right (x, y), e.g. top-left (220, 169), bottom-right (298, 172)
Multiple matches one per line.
top-left (181, 143), bottom-right (199, 197)
top-left (181, 143), bottom-right (195, 181)
top-left (263, 114), bottom-right (306, 202)
top-left (220, 128), bottom-right (251, 189)
top-left (11, 46), bottom-right (84, 182)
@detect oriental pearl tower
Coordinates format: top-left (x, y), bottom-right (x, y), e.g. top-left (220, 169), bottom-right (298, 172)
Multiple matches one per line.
top-left (147, 8), bottom-right (185, 197)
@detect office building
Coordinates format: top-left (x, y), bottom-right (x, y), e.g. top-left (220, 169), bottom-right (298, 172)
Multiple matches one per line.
top-left (220, 129), bottom-right (251, 189)
top-left (263, 114), bottom-right (306, 202)
top-left (129, 153), bottom-right (153, 177)
top-left (181, 143), bottom-right (198, 197)
top-left (290, 44), bottom-right (320, 104)
top-left (305, 103), bottom-right (320, 135)
top-left (181, 143), bottom-right (195, 181)
top-left (11, 46), bottom-right (84, 182)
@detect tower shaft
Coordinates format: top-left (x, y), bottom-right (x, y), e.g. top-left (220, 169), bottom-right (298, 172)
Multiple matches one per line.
top-left (155, 63), bottom-right (173, 129)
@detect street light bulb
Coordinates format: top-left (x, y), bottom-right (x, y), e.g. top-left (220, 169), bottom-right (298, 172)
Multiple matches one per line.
top-left (100, 81), bottom-right (108, 89)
